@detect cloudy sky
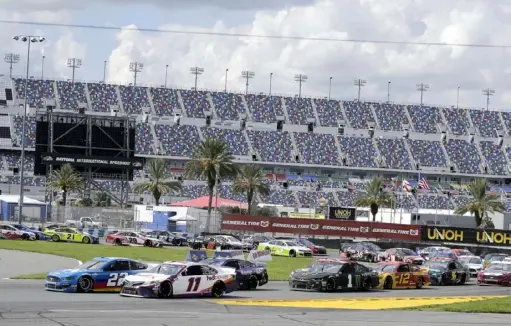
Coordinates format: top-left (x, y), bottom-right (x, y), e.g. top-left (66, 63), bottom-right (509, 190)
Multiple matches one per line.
top-left (1, 0), bottom-right (511, 109)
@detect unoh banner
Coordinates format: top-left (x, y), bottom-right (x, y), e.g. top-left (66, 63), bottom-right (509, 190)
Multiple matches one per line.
top-left (221, 214), bottom-right (421, 241)
top-left (421, 226), bottom-right (511, 247)
top-left (328, 207), bottom-right (356, 220)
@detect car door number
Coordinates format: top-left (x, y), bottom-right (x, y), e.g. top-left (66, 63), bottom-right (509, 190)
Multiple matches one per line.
top-left (347, 274), bottom-right (361, 288)
top-left (451, 271), bottom-right (456, 281)
top-left (396, 273), bottom-right (411, 285)
top-left (107, 273), bottom-right (128, 286)
top-left (186, 277), bottom-right (202, 292)
top-left (66, 234), bottom-right (74, 240)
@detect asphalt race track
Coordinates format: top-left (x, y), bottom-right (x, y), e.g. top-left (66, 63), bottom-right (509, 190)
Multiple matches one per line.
top-left (0, 278), bottom-right (509, 326)
top-left (0, 250), bottom-right (79, 278)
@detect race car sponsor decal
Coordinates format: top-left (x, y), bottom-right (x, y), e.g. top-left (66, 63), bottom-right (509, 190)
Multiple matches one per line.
top-left (247, 250), bottom-right (273, 262)
top-left (212, 250), bottom-right (244, 260)
top-left (221, 214), bottom-right (421, 241)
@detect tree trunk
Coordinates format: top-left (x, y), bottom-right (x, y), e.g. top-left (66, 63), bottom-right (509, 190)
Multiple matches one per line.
top-left (205, 186), bottom-right (214, 233)
top-left (370, 203), bottom-right (378, 222)
top-left (62, 190), bottom-right (67, 207)
top-left (474, 210), bottom-right (483, 227)
top-left (247, 189), bottom-right (253, 216)
top-left (153, 189), bottom-right (161, 206)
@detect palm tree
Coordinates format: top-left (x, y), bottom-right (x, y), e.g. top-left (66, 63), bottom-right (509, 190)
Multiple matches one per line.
top-left (232, 164), bottom-right (270, 215)
top-left (355, 178), bottom-right (395, 222)
top-left (454, 179), bottom-right (505, 227)
top-left (185, 138), bottom-right (239, 232)
top-left (47, 163), bottom-right (83, 207)
top-left (94, 192), bottom-right (111, 207)
top-left (133, 159), bottom-right (182, 206)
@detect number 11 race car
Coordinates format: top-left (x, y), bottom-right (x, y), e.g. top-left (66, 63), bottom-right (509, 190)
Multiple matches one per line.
top-left (120, 261), bottom-right (237, 298)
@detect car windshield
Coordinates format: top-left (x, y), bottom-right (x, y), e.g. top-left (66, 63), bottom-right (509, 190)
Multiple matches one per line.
top-left (398, 248), bottom-right (416, 256)
top-left (433, 251), bottom-right (455, 258)
top-left (362, 243), bottom-right (382, 252)
top-left (491, 255), bottom-right (508, 262)
top-left (202, 259), bottom-right (224, 265)
top-left (486, 263), bottom-right (511, 272)
top-left (77, 260), bottom-right (104, 270)
top-left (284, 241), bottom-right (298, 246)
top-left (308, 262), bottom-right (342, 273)
top-left (149, 264), bottom-right (185, 275)
top-left (425, 262), bottom-right (447, 270)
top-left (297, 238), bottom-right (314, 246)
top-left (460, 257), bottom-right (482, 264)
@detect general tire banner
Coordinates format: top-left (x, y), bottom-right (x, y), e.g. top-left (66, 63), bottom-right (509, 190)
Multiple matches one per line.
top-left (421, 226), bottom-right (511, 247)
top-left (221, 214), bottom-right (421, 241)
top-left (328, 207), bottom-right (356, 220)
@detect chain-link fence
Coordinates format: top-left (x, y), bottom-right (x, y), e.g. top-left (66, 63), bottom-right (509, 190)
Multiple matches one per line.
top-left (49, 206), bottom-right (134, 230)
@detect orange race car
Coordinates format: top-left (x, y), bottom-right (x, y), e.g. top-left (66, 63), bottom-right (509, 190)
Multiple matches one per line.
top-left (373, 261), bottom-right (431, 290)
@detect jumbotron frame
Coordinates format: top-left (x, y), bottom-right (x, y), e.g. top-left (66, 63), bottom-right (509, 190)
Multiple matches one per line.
top-left (37, 110), bottom-right (136, 208)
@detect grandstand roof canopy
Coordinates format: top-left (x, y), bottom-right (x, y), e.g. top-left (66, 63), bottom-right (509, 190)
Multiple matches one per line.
top-left (171, 196), bottom-right (248, 210)
top-left (0, 195), bottom-right (45, 205)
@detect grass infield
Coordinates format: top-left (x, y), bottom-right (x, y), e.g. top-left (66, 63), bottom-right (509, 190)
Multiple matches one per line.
top-left (0, 240), bottom-right (314, 280)
top-left (405, 296), bottom-right (511, 313)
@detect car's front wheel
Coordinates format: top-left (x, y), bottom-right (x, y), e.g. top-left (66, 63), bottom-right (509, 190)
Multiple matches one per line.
top-left (77, 276), bottom-right (94, 293)
top-left (158, 281), bottom-right (173, 298)
top-left (211, 281), bottom-right (226, 298)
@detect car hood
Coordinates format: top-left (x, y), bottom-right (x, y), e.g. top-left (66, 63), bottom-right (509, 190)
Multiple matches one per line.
top-left (480, 271), bottom-right (508, 277)
top-left (124, 273), bottom-right (171, 283)
top-left (290, 246), bottom-right (312, 252)
top-left (47, 268), bottom-right (99, 277)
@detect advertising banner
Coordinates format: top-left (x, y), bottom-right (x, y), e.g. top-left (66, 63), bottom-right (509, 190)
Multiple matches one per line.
top-left (421, 226), bottom-right (511, 247)
top-left (328, 207), bottom-right (356, 220)
top-left (221, 214), bottom-right (421, 241)
top-left (41, 153), bottom-right (144, 169)
top-left (247, 250), bottom-right (273, 262)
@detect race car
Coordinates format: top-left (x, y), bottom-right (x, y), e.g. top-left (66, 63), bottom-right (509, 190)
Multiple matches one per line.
top-left (477, 262), bottom-right (511, 286)
top-left (143, 230), bottom-right (188, 246)
top-left (373, 262), bottom-right (430, 289)
top-left (10, 223), bottom-right (51, 240)
top-left (483, 253), bottom-right (509, 268)
top-left (277, 237), bottom-right (327, 255)
top-left (105, 231), bottom-right (162, 247)
top-left (241, 235), bottom-right (274, 251)
top-left (45, 257), bottom-right (153, 292)
top-left (119, 261), bottom-right (237, 298)
top-left (258, 239), bottom-right (313, 257)
top-left (0, 224), bottom-right (36, 240)
top-left (422, 259), bottom-right (469, 285)
top-left (340, 242), bottom-right (386, 262)
top-left (458, 255), bottom-right (484, 278)
top-left (203, 258), bottom-right (268, 290)
top-left (452, 249), bottom-right (473, 257)
top-left (429, 249), bottom-right (458, 261)
top-left (203, 235), bottom-right (251, 251)
top-left (289, 259), bottom-right (379, 291)
top-left (44, 227), bottom-right (99, 244)
top-left (384, 248), bottom-right (425, 265)
top-left (418, 246), bottom-right (450, 260)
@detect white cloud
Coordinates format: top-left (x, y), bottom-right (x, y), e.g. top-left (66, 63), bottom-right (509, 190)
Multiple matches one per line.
top-left (3, 0), bottom-right (511, 110)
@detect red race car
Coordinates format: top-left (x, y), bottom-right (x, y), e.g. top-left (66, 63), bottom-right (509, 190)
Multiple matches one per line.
top-left (477, 262), bottom-right (511, 286)
top-left (105, 231), bottom-right (162, 247)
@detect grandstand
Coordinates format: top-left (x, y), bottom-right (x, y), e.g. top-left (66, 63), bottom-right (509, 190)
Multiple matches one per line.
top-left (1, 75), bottom-right (511, 215)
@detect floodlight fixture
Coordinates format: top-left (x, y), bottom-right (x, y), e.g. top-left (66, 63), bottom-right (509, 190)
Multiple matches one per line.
top-left (241, 70), bottom-right (255, 95)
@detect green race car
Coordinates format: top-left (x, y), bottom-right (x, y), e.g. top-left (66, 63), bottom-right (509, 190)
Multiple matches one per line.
top-left (44, 227), bottom-right (99, 244)
top-left (257, 239), bottom-right (313, 257)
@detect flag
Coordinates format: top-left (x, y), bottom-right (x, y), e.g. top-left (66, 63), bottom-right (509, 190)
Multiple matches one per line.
top-left (402, 180), bottom-right (411, 192)
top-left (418, 175), bottom-right (431, 190)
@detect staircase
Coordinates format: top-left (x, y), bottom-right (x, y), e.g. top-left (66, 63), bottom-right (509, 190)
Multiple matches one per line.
top-left (196, 125), bottom-right (205, 141)
top-left (84, 84), bottom-right (93, 111)
top-left (242, 130), bottom-right (259, 160)
top-left (289, 132), bottom-right (301, 162)
top-left (474, 140), bottom-right (487, 173)
top-left (333, 136), bottom-right (344, 165)
top-left (403, 106), bottom-right (416, 132)
top-left (338, 101), bottom-right (352, 128)
top-left (310, 100), bottom-right (321, 125)
top-left (239, 94), bottom-right (252, 120)
top-left (52, 83), bottom-right (62, 110)
top-left (149, 123), bottom-right (162, 154)
top-left (368, 104), bottom-right (381, 130)
top-left (280, 97), bottom-right (292, 123)
top-left (176, 91), bottom-right (188, 117)
top-left (114, 86), bottom-right (125, 114)
top-left (206, 93), bottom-right (218, 119)
top-left (146, 88), bottom-right (157, 115)
top-left (402, 139), bottom-right (417, 169)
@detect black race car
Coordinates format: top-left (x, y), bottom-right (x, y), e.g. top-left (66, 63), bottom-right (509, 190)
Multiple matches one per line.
top-left (423, 259), bottom-right (469, 285)
top-left (204, 258), bottom-right (268, 290)
top-left (144, 231), bottom-right (188, 246)
top-left (289, 259), bottom-right (379, 292)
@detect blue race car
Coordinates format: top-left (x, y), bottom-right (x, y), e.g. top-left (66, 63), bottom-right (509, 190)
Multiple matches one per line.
top-left (10, 224), bottom-right (51, 241)
top-left (45, 257), bottom-right (153, 293)
top-left (203, 258), bottom-right (268, 290)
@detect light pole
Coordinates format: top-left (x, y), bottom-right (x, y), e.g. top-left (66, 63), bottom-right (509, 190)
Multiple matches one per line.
top-left (190, 66), bottom-right (204, 90)
top-left (328, 77), bottom-right (332, 100)
top-left (13, 34), bottom-right (45, 223)
top-left (387, 80), bottom-right (391, 103)
top-left (129, 62), bottom-right (144, 86)
top-left (269, 72), bottom-right (273, 96)
top-left (4, 53), bottom-right (20, 79)
top-left (482, 88), bottom-right (495, 110)
top-left (416, 82), bottom-right (430, 106)
top-left (241, 70), bottom-right (255, 95)
top-left (164, 64), bottom-right (169, 88)
top-left (294, 74), bottom-right (307, 98)
top-left (224, 68), bottom-right (229, 92)
top-left (41, 55), bottom-right (45, 79)
top-left (67, 58), bottom-right (82, 83)
top-left (103, 60), bottom-right (107, 83)
top-left (457, 85), bottom-right (460, 109)
top-left (353, 78), bottom-right (367, 101)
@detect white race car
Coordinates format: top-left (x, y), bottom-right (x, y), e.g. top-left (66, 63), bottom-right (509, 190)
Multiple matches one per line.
top-left (119, 261), bottom-right (238, 298)
top-left (0, 224), bottom-right (36, 240)
top-left (257, 240), bottom-right (313, 257)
